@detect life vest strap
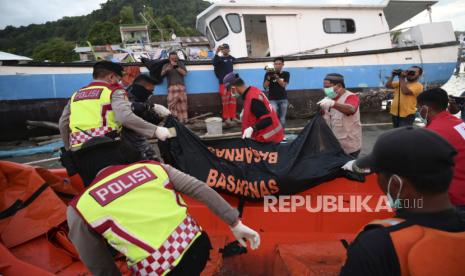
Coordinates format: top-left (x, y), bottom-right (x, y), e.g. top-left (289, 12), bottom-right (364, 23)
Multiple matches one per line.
top-left (0, 183), bottom-right (49, 219)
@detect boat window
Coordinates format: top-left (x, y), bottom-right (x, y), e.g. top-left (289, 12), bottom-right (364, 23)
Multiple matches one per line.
top-left (206, 27), bottom-right (215, 48)
top-left (323, 19), bottom-right (356, 34)
top-left (210, 16), bottom-right (229, 41)
top-left (226, 13), bottom-right (242, 33)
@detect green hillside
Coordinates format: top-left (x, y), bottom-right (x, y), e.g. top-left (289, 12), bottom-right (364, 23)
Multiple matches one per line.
top-left (0, 0), bottom-right (211, 62)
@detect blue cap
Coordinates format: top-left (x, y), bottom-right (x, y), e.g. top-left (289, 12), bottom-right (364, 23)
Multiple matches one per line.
top-left (223, 72), bottom-right (240, 90)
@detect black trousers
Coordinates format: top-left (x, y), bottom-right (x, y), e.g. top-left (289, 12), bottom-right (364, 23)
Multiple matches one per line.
top-left (168, 232), bottom-right (212, 276)
top-left (392, 114), bottom-right (415, 128)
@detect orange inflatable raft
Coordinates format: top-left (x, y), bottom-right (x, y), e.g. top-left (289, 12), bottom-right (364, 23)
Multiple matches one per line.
top-left (1, 161), bottom-right (391, 275)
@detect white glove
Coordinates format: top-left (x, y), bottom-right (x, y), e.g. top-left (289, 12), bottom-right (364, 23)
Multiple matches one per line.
top-left (341, 160), bottom-right (371, 173)
top-left (153, 104), bottom-right (171, 117)
top-left (317, 98), bottom-right (335, 110)
top-left (242, 127), bottom-right (253, 139)
top-left (341, 160), bottom-right (356, 172)
top-left (230, 221), bottom-right (260, 250)
top-left (155, 126), bottom-right (171, 141)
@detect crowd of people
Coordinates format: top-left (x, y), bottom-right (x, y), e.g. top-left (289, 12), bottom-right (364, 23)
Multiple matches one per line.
top-left (56, 45), bottom-right (465, 274)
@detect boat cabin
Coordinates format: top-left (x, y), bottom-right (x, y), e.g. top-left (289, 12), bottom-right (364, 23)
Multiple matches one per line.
top-left (196, 0), bottom-right (443, 58)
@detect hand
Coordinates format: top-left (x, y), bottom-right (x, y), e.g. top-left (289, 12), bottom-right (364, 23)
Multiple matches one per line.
top-left (155, 126), bottom-right (171, 141)
top-left (153, 104), bottom-right (171, 117)
top-left (317, 98), bottom-right (335, 110)
top-left (341, 160), bottom-right (370, 173)
top-left (230, 221), bottom-right (260, 250)
top-left (242, 127), bottom-right (253, 139)
top-left (400, 71), bottom-right (407, 78)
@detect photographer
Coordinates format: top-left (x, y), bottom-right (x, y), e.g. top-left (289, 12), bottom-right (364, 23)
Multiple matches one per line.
top-left (385, 66), bottom-right (424, 128)
top-left (263, 57), bottom-right (290, 126)
top-left (161, 51), bottom-right (189, 123)
top-left (213, 44), bottom-right (238, 125)
top-left (122, 74), bottom-right (171, 160)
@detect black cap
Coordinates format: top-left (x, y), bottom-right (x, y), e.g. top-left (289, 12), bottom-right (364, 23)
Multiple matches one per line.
top-left (417, 88), bottom-right (449, 110)
top-left (356, 126), bottom-right (456, 176)
top-left (222, 43), bottom-right (230, 49)
top-left (93, 61), bottom-right (124, 77)
top-left (134, 74), bottom-right (158, 85)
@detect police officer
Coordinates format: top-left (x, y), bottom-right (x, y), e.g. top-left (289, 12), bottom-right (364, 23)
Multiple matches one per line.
top-left (67, 137), bottom-right (260, 275)
top-left (58, 61), bottom-right (171, 151)
top-left (223, 72), bottom-right (284, 143)
top-left (341, 127), bottom-right (465, 275)
top-left (122, 74), bottom-right (171, 160)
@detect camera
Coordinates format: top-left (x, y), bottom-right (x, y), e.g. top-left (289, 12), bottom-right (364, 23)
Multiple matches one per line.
top-left (392, 69), bottom-right (403, 76)
top-left (173, 64), bottom-right (179, 69)
top-left (407, 70), bottom-right (416, 76)
top-left (265, 65), bottom-right (276, 74)
top-left (264, 65), bottom-right (278, 82)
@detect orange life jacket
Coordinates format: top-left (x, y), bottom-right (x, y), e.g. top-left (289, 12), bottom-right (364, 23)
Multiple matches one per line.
top-left (367, 217), bottom-right (465, 276)
top-left (241, 86), bottom-right (284, 143)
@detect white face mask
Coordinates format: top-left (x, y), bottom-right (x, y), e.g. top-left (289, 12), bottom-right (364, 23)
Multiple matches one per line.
top-left (387, 174), bottom-right (403, 208)
top-left (418, 105), bottom-right (429, 125)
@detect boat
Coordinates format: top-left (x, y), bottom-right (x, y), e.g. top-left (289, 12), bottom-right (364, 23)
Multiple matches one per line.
top-left (0, 0), bottom-right (459, 140)
top-left (0, 160), bottom-right (391, 275)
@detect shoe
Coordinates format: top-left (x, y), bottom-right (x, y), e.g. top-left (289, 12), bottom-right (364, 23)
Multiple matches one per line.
top-left (224, 119), bottom-right (233, 128)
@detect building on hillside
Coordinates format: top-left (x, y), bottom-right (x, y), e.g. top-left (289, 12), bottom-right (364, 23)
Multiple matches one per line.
top-left (120, 24), bottom-right (151, 48)
top-left (73, 45), bottom-right (130, 62)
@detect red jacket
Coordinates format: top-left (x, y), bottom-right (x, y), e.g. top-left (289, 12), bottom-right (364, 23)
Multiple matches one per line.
top-left (427, 111), bottom-right (465, 205)
top-left (242, 86), bottom-right (284, 143)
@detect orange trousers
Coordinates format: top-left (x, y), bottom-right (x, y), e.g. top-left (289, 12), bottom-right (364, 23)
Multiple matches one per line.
top-left (219, 84), bottom-right (237, 120)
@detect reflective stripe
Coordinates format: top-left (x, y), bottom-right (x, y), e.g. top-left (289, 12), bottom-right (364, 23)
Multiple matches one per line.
top-left (262, 124), bottom-right (283, 139)
top-left (131, 216), bottom-right (201, 275)
top-left (69, 126), bottom-right (114, 146)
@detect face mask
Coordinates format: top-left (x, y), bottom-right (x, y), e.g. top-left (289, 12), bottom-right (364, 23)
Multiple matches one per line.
top-left (418, 105), bottom-right (429, 125)
top-left (231, 87), bottom-right (240, 98)
top-left (387, 174), bottom-right (403, 209)
top-left (324, 87), bottom-right (337, 99)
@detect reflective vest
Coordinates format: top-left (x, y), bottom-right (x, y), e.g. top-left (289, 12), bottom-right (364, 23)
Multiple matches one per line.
top-left (242, 86), bottom-right (284, 143)
top-left (366, 218), bottom-right (465, 276)
top-left (322, 90), bottom-right (361, 154)
top-left (72, 161), bottom-right (201, 275)
top-left (69, 82), bottom-right (123, 148)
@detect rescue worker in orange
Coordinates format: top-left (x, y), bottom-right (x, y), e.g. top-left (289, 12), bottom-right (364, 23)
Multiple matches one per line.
top-left (58, 61), bottom-right (171, 151)
top-left (223, 72), bottom-right (284, 143)
top-left (341, 127), bottom-right (465, 275)
top-left (67, 137), bottom-right (260, 275)
top-left (318, 73), bottom-right (362, 157)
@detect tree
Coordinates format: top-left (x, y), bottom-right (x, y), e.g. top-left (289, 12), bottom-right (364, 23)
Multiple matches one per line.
top-left (32, 38), bottom-right (78, 62)
top-left (87, 21), bottom-right (121, 45)
top-left (120, 5), bottom-right (135, 24)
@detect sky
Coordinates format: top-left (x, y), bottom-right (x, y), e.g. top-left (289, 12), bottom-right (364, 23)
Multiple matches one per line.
top-left (0, 0), bottom-right (464, 31)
